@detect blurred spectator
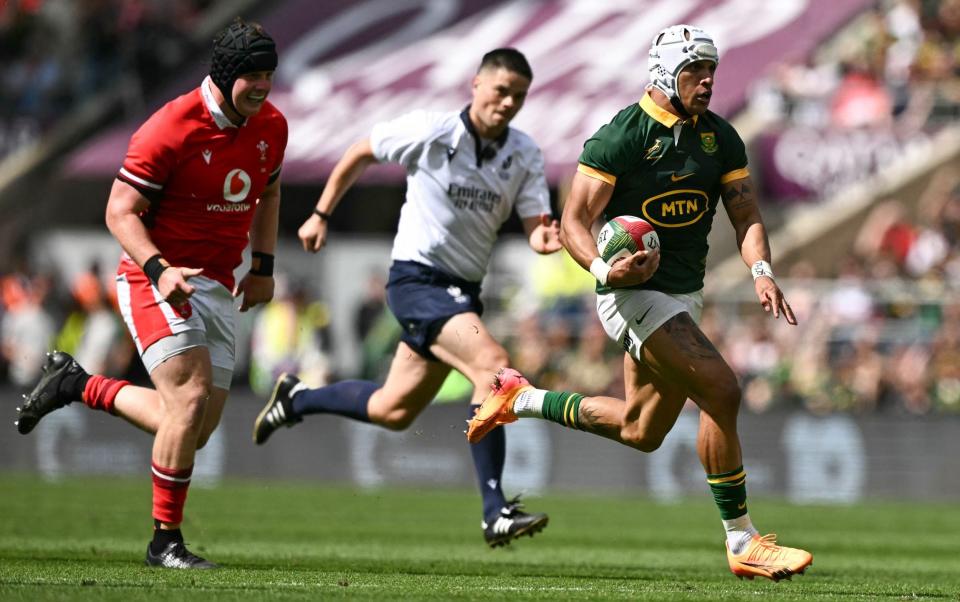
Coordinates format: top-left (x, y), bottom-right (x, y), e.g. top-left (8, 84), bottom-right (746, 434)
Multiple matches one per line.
top-left (831, 63), bottom-right (895, 129)
top-left (54, 262), bottom-right (129, 377)
top-left (0, 259), bottom-right (54, 386)
top-left (354, 272), bottom-right (402, 382)
top-left (354, 272), bottom-right (387, 342)
top-left (249, 275), bottom-right (333, 396)
top-left (557, 316), bottom-right (619, 397)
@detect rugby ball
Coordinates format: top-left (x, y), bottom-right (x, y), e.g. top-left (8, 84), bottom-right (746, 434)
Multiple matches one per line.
top-left (596, 216), bottom-right (659, 265)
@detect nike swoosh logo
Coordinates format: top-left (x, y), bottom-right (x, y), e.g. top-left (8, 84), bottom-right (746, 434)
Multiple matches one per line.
top-left (671, 172), bottom-right (694, 182)
top-left (635, 307), bottom-right (653, 325)
top-left (737, 502), bottom-right (747, 510)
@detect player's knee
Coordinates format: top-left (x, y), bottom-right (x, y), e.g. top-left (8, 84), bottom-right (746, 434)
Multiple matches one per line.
top-left (378, 408), bottom-right (416, 431)
top-left (171, 384), bottom-right (211, 428)
top-left (711, 377), bottom-right (742, 418)
top-left (620, 424), bottom-right (665, 453)
top-left (471, 345), bottom-right (509, 373)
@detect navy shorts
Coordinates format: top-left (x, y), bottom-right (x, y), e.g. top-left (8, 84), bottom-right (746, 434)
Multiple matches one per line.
top-left (386, 260), bottom-right (484, 360)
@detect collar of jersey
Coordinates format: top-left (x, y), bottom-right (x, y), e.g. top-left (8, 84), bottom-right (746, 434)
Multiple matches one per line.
top-left (459, 106), bottom-right (509, 165)
top-left (639, 92), bottom-right (698, 128)
top-left (201, 76), bottom-right (245, 130)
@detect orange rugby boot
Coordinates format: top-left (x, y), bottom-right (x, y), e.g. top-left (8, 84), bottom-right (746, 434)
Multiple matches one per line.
top-left (466, 368), bottom-right (531, 443)
top-left (726, 534), bottom-right (813, 581)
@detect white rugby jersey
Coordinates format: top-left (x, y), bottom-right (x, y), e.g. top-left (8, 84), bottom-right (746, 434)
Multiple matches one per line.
top-left (370, 109), bottom-right (550, 282)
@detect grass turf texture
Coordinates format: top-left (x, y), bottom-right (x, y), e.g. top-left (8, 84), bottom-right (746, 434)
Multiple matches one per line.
top-left (0, 475), bottom-right (957, 601)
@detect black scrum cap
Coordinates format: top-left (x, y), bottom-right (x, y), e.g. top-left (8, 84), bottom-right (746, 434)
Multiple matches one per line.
top-left (210, 19), bottom-right (277, 111)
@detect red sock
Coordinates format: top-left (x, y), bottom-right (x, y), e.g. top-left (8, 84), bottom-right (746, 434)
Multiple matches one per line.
top-left (82, 375), bottom-right (130, 414)
top-left (151, 462), bottom-right (193, 525)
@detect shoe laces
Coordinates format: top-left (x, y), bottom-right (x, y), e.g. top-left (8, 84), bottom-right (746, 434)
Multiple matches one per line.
top-left (491, 369), bottom-right (507, 393)
top-left (501, 495), bottom-right (527, 516)
top-left (747, 534), bottom-right (786, 563)
top-left (167, 541), bottom-right (203, 562)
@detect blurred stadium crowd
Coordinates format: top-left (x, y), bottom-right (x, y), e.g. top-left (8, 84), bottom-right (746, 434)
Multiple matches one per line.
top-left (749, 0), bottom-right (960, 130)
top-left (1, 0), bottom-right (958, 417)
top-left (0, 0), bottom-right (212, 159)
top-left (2, 161), bottom-right (958, 417)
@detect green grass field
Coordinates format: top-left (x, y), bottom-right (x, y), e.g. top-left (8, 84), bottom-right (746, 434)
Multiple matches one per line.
top-left (0, 475), bottom-right (957, 601)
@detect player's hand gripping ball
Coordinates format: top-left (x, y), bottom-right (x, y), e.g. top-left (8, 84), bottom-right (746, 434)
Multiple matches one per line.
top-left (596, 216), bottom-right (659, 265)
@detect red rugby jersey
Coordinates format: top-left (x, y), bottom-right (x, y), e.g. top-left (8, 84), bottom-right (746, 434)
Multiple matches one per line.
top-left (117, 77), bottom-right (288, 290)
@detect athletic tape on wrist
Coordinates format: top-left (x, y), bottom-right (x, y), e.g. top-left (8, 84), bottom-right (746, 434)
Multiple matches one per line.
top-left (590, 257), bottom-right (611, 286)
top-left (143, 254), bottom-right (169, 288)
top-left (250, 251), bottom-right (274, 276)
top-left (751, 260), bottom-right (774, 281)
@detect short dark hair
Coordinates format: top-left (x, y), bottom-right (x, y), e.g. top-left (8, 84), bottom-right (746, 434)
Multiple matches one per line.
top-left (478, 48), bottom-right (533, 81)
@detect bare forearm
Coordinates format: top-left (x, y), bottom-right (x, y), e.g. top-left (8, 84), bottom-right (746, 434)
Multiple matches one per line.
top-left (721, 176), bottom-right (772, 267)
top-left (560, 171), bottom-right (612, 269)
top-left (561, 220), bottom-right (601, 269)
top-left (314, 139), bottom-right (376, 214)
top-left (106, 209), bottom-right (160, 267)
top-left (250, 191), bottom-right (280, 254)
top-left (738, 222), bottom-right (772, 267)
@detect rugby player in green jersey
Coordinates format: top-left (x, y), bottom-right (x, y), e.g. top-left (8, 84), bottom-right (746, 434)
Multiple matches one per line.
top-left (468, 25), bottom-right (812, 581)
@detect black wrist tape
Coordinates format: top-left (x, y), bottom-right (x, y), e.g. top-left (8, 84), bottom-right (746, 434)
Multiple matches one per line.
top-left (313, 208), bottom-right (331, 221)
top-left (251, 251), bottom-right (274, 276)
top-left (143, 254), bottom-right (169, 288)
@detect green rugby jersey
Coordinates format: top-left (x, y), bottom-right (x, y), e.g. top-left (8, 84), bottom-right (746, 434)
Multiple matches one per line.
top-left (579, 93), bottom-right (749, 294)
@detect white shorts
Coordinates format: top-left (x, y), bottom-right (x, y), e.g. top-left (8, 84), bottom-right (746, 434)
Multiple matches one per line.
top-left (596, 288), bottom-right (703, 362)
top-left (115, 269), bottom-right (235, 389)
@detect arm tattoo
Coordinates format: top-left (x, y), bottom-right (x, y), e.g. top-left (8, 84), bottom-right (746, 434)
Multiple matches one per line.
top-left (722, 180), bottom-right (755, 214)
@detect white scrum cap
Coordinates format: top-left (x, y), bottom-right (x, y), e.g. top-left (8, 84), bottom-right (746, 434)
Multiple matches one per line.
top-left (648, 25), bottom-right (719, 99)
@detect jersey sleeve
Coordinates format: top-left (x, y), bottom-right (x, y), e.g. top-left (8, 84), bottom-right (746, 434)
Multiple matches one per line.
top-left (369, 110), bottom-right (438, 170)
top-left (514, 146), bottom-right (551, 219)
top-left (268, 113), bottom-right (289, 184)
top-left (578, 116), bottom-right (636, 180)
top-left (718, 120), bottom-right (750, 184)
top-left (117, 107), bottom-right (179, 200)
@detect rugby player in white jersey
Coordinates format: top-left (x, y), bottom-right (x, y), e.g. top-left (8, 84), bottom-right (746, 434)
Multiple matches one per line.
top-left (252, 48), bottom-right (561, 547)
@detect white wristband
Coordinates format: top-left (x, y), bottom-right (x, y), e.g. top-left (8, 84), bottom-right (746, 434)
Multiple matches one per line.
top-left (751, 260), bottom-right (774, 281)
top-left (590, 257), bottom-right (611, 286)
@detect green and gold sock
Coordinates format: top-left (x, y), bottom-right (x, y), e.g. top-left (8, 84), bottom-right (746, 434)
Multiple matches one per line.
top-left (707, 465), bottom-right (748, 519)
top-left (540, 391), bottom-right (584, 430)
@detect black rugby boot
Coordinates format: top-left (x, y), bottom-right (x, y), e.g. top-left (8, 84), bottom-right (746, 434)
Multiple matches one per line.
top-left (145, 541), bottom-right (217, 569)
top-left (252, 373), bottom-right (303, 444)
top-left (482, 496), bottom-right (549, 548)
top-left (16, 350), bottom-right (88, 435)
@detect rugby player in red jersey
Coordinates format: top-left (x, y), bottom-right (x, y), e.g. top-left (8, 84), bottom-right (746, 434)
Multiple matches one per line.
top-left (15, 18), bottom-right (287, 569)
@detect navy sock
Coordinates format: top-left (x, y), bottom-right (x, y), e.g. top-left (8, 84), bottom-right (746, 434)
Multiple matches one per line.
top-left (468, 406), bottom-right (508, 521)
top-left (291, 380), bottom-right (376, 423)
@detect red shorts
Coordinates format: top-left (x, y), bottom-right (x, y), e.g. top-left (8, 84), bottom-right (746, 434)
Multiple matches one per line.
top-left (115, 258), bottom-right (236, 388)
